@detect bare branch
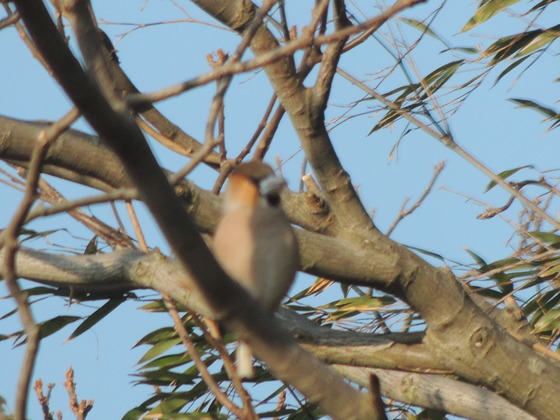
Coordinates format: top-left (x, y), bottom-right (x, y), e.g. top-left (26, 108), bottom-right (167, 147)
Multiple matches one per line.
top-left (386, 161), bottom-right (445, 236)
top-left (128, 0), bottom-right (425, 107)
top-left (334, 365), bottom-right (535, 420)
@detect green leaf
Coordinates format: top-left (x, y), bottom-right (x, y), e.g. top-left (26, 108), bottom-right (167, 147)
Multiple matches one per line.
top-left (369, 61), bottom-right (463, 134)
top-left (445, 46), bottom-right (479, 55)
top-left (529, 0), bottom-right (556, 12)
top-left (84, 235), bottom-right (99, 255)
top-left (121, 407), bottom-right (145, 420)
top-left (539, 262), bottom-right (560, 277)
top-left (462, 0), bottom-right (522, 32)
top-left (0, 307), bottom-right (18, 321)
top-left (485, 33), bottom-right (538, 63)
top-left (510, 98), bottom-right (559, 119)
top-left (141, 353), bottom-right (191, 370)
top-left (418, 60), bottom-right (464, 100)
top-left (138, 337), bottom-right (182, 363)
top-left (406, 245), bottom-right (446, 261)
top-left (146, 394), bottom-right (190, 415)
top-left (139, 300), bottom-right (168, 312)
top-left (494, 55), bottom-right (530, 85)
top-left (38, 315), bottom-right (81, 339)
top-left (484, 165), bottom-right (532, 192)
top-left (465, 249), bottom-right (487, 266)
top-left (530, 231), bottom-right (560, 245)
top-left (399, 17), bottom-right (450, 47)
top-left (517, 24), bottom-right (560, 55)
top-left (68, 298), bottom-right (124, 340)
top-left (334, 295), bottom-right (395, 311)
top-left (534, 309), bottom-right (560, 333)
top-left (135, 327), bottom-right (177, 347)
top-left (524, 289), bottom-right (560, 316)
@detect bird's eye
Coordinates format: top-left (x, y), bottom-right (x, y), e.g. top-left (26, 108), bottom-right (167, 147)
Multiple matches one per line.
top-left (264, 192), bottom-right (281, 207)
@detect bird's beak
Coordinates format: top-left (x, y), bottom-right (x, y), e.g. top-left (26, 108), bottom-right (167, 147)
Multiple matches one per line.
top-left (259, 174), bottom-right (286, 196)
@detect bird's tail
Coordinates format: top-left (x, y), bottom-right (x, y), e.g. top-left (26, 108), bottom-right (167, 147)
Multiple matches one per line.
top-left (236, 341), bottom-right (254, 379)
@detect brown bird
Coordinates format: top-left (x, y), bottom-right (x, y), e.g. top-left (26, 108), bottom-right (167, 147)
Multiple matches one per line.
top-left (213, 161), bottom-right (299, 378)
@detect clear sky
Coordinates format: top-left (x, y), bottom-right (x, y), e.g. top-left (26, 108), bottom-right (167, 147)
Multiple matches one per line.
top-left (1, 1), bottom-right (559, 418)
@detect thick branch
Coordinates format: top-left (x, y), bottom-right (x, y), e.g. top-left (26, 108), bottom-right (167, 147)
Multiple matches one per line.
top-left (335, 365), bottom-right (535, 420)
top-left (0, 115), bottom-right (397, 290)
top-left (3, 246), bottom-right (535, 419)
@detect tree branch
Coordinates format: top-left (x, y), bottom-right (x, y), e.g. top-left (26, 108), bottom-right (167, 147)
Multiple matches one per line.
top-left (334, 365), bottom-right (535, 420)
top-left (13, 1), bottom-right (379, 418)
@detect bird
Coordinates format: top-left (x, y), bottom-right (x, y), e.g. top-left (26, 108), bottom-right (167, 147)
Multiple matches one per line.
top-left (213, 161), bottom-right (299, 378)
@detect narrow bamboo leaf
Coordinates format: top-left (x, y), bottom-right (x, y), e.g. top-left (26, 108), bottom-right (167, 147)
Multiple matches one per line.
top-left (138, 337), bottom-right (182, 363)
top-left (539, 262), bottom-right (560, 277)
top-left (518, 24), bottom-right (560, 55)
top-left (68, 298), bottom-right (124, 340)
top-left (423, 60), bottom-right (464, 87)
top-left (141, 353), bottom-right (190, 369)
top-left (530, 231), bottom-right (560, 245)
top-left (335, 296), bottom-right (395, 311)
top-left (1, 307), bottom-right (18, 320)
top-left (473, 287), bottom-right (508, 300)
top-left (399, 17), bottom-right (450, 47)
top-left (369, 104), bottom-right (421, 134)
top-left (462, 0), bottom-right (522, 32)
top-left (524, 290), bottom-right (560, 315)
top-left (19, 228), bottom-right (63, 243)
top-left (38, 315), bottom-right (81, 339)
top-left (134, 327), bottom-right (176, 347)
top-left (445, 46), bottom-right (479, 55)
top-left (510, 98), bottom-right (558, 118)
top-left (534, 309), bottom-right (560, 333)
top-left (485, 33), bottom-right (538, 63)
top-left (407, 245), bottom-right (446, 261)
top-left (529, 0), bottom-right (556, 12)
top-left (139, 300), bottom-right (168, 312)
top-left (465, 249), bottom-right (487, 266)
top-left (491, 272), bottom-right (514, 294)
top-left (494, 55), bottom-right (530, 85)
top-left (484, 165), bottom-right (532, 192)
top-left (84, 235), bottom-right (98, 254)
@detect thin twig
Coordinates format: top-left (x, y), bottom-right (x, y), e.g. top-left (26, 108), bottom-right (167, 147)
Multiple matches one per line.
top-left (127, 0), bottom-right (425, 107)
top-left (386, 161), bottom-right (445, 236)
top-left (189, 314), bottom-right (257, 416)
top-left (25, 188), bottom-right (137, 221)
top-left (162, 297), bottom-right (248, 418)
top-left (33, 178), bottom-right (135, 249)
top-left (237, 93), bottom-right (278, 162)
top-left (0, 9), bottom-right (19, 29)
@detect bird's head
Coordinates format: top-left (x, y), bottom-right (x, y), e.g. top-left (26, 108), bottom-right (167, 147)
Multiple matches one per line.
top-left (223, 161), bottom-right (287, 211)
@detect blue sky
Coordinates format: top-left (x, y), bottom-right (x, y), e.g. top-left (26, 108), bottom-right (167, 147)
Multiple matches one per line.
top-left (1, 1), bottom-right (559, 418)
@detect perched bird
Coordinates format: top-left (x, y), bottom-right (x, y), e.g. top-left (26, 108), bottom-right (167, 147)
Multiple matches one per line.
top-left (213, 161), bottom-right (299, 378)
